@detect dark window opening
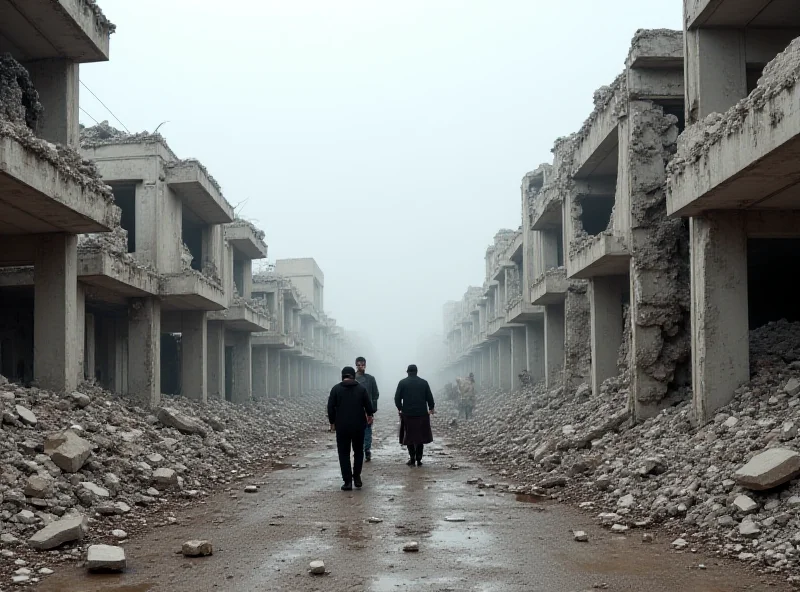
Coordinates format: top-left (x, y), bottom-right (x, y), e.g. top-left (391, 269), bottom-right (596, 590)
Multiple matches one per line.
top-left (578, 195), bottom-right (615, 236)
top-left (111, 184), bottom-right (137, 253)
top-left (747, 66), bottom-right (764, 95)
top-left (266, 292), bottom-right (275, 314)
top-left (224, 346), bottom-right (234, 401)
top-left (182, 216), bottom-right (203, 272)
top-left (160, 333), bottom-right (181, 395)
top-left (1, 337), bottom-right (12, 379)
top-left (657, 100), bottom-right (686, 134)
top-left (233, 258), bottom-right (245, 296)
top-left (748, 238), bottom-right (800, 329)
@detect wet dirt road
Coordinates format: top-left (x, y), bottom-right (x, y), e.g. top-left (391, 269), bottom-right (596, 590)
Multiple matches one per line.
top-left (36, 429), bottom-right (789, 592)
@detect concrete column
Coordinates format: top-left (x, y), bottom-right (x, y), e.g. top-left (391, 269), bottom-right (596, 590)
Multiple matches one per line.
top-left (24, 59), bottom-right (79, 147)
top-left (128, 297), bottom-right (161, 408)
top-left (480, 347), bottom-right (491, 389)
top-left (510, 327), bottom-right (527, 391)
top-left (34, 233), bottom-right (78, 393)
top-left (230, 332), bottom-right (252, 404)
top-left (115, 318), bottom-right (128, 395)
top-left (292, 356), bottom-right (301, 397)
top-left (181, 311), bottom-right (207, 402)
top-left (206, 321), bottom-right (225, 400)
top-left (690, 212), bottom-right (748, 424)
top-left (499, 335), bottom-right (513, 391)
top-left (85, 313), bottom-right (96, 382)
top-left (544, 303), bottom-right (565, 389)
top-left (267, 348), bottom-right (281, 398)
top-left (589, 276), bottom-right (626, 396)
top-left (280, 351), bottom-right (291, 397)
top-left (488, 342), bottom-right (498, 389)
top-left (76, 283), bottom-right (86, 385)
top-left (253, 346), bottom-right (268, 399)
top-left (684, 29), bottom-right (746, 125)
top-left (526, 321), bottom-right (545, 383)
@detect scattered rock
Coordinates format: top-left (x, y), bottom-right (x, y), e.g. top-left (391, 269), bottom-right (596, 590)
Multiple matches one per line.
top-left (734, 448), bottom-right (800, 491)
top-left (182, 540), bottom-right (213, 557)
top-left (28, 515), bottom-right (88, 550)
top-left (86, 544), bottom-right (126, 572)
top-left (157, 408), bottom-right (207, 437)
top-left (309, 560), bottom-right (325, 575)
top-left (15, 405), bottom-right (37, 426)
top-left (444, 515), bottom-right (465, 522)
top-left (244, 485), bottom-right (258, 493)
top-left (573, 530), bottom-right (589, 542)
top-left (402, 542), bottom-right (419, 552)
top-left (45, 430), bottom-right (92, 473)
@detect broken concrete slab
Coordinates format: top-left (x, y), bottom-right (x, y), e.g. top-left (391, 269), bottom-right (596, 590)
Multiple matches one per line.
top-left (86, 544), bottom-right (126, 572)
top-left (157, 407), bottom-right (208, 437)
top-left (15, 405), bottom-right (37, 426)
top-left (152, 468), bottom-right (178, 488)
top-left (734, 448), bottom-right (800, 491)
top-left (309, 560), bottom-right (325, 575)
top-left (45, 429), bottom-right (92, 473)
top-left (28, 514), bottom-right (88, 550)
top-left (182, 540), bottom-right (213, 557)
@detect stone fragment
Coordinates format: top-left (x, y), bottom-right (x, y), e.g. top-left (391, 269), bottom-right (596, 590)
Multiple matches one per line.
top-left (38, 568), bottom-right (53, 575)
top-left (152, 468), bottom-right (178, 487)
top-left (24, 475), bottom-right (53, 498)
top-left (244, 485), bottom-right (258, 493)
top-left (182, 540), bottom-right (213, 557)
top-left (15, 405), bottom-right (37, 426)
top-left (739, 520), bottom-right (761, 538)
top-left (444, 515), bottom-right (465, 522)
top-left (157, 408), bottom-right (207, 436)
top-left (86, 544), bottom-right (126, 572)
top-left (111, 529), bottom-right (127, 540)
top-left (70, 392), bottom-right (91, 409)
top-left (785, 377), bottom-right (800, 396)
top-left (367, 517), bottom-right (383, 524)
top-left (733, 495), bottom-right (758, 514)
top-left (16, 510), bottom-right (37, 524)
top-left (573, 530), bottom-right (588, 542)
top-left (309, 560), bottom-right (325, 575)
top-left (28, 515), bottom-right (88, 550)
top-left (403, 541), bottom-right (419, 552)
top-left (538, 475), bottom-right (567, 489)
top-left (617, 494), bottom-right (634, 508)
top-left (672, 538), bottom-right (688, 549)
top-left (734, 448), bottom-right (800, 490)
top-left (80, 482), bottom-right (110, 498)
top-left (45, 430), bottom-right (92, 473)
top-left (642, 533), bottom-right (654, 543)
top-left (611, 524), bottom-right (628, 533)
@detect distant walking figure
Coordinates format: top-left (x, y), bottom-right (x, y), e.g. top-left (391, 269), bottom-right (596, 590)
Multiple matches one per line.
top-left (355, 356), bottom-right (380, 462)
top-left (327, 366), bottom-right (374, 490)
top-left (395, 364), bottom-right (435, 466)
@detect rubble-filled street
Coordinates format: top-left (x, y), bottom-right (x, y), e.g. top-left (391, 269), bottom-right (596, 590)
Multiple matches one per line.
top-left (12, 420), bottom-right (787, 592)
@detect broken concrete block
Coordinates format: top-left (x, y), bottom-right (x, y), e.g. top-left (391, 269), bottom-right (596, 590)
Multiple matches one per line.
top-left (734, 448), bottom-right (800, 491)
top-left (157, 407), bottom-right (207, 437)
top-left (402, 541), bottom-right (419, 552)
top-left (70, 392), bottom-right (91, 409)
top-left (733, 494), bottom-right (758, 514)
top-left (573, 530), bottom-right (589, 542)
top-left (79, 482), bottom-right (110, 498)
top-left (45, 430), bottom-right (92, 473)
top-left (244, 485), bottom-right (258, 493)
top-left (24, 475), bottom-right (53, 498)
top-left (739, 520), bottom-right (761, 538)
top-left (309, 560), bottom-right (325, 575)
top-left (785, 377), bottom-right (800, 396)
top-left (15, 405), bottom-right (37, 426)
top-left (182, 540), bottom-right (213, 557)
top-left (28, 514), bottom-right (88, 550)
top-left (86, 544), bottom-right (126, 572)
top-left (152, 468), bottom-right (178, 488)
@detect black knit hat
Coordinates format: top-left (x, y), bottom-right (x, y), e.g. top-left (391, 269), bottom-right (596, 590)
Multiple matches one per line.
top-left (341, 366), bottom-right (356, 379)
top-left (406, 364), bottom-right (418, 374)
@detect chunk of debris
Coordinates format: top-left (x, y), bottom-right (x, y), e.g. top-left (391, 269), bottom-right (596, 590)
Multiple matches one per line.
top-left (309, 560), bottom-right (325, 575)
top-left (403, 542), bottom-right (420, 552)
top-left (573, 530), bottom-right (589, 542)
top-left (45, 430), bottom-right (92, 473)
top-left (182, 540), bottom-right (213, 557)
top-left (28, 515), bottom-right (88, 550)
top-left (86, 544), bottom-right (126, 572)
top-left (733, 448), bottom-right (800, 490)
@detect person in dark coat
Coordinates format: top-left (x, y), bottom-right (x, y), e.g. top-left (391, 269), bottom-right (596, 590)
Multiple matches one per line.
top-left (355, 356), bottom-right (380, 462)
top-left (394, 364), bottom-right (435, 466)
top-left (328, 366), bottom-right (374, 490)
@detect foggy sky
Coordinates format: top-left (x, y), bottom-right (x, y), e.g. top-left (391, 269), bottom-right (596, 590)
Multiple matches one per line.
top-left (80, 0), bottom-right (681, 389)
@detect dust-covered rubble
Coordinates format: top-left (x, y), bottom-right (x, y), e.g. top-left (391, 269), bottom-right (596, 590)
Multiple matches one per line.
top-left (0, 380), bottom-right (322, 585)
top-left (443, 319), bottom-right (800, 580)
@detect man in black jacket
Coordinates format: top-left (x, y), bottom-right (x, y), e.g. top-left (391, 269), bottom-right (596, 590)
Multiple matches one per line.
top-left (394, 364), bottom-right (435, 466)
top-left (328, 366), bottom-right (374, 490)
top-left (355, 356), bottom-right (380, 462)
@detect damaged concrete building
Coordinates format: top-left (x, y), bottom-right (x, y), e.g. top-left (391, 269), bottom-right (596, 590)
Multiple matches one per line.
top-left (444, 16), bottom-right (800, 427)
top-left (0, 2), bottom-right (358, 406)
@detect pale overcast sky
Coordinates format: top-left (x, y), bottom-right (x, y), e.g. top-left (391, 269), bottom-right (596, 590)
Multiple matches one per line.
top-left (80, 0), bottom-right (681, 387)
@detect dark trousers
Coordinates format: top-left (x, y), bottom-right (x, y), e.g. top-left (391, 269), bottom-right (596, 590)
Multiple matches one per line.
top-left (463, 405), bottom-right (473, 420)
top-left (407, 443), bottom-right (424, 461)
top-left (336, 428), bottom-right (365, 483)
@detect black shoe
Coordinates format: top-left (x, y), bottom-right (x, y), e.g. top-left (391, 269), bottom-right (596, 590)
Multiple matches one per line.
top-left (354, 476), bottom-right (362, 488)
top-left (365, 452), bottom-right (371, 462)
top-left (341, 482), bottom-right (353, 491)
top-left (406, 458), bottom-right (415, 466)
top-left (416, 460), bottom-right (423, 467)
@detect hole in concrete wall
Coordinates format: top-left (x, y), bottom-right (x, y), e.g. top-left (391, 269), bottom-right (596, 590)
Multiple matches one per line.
top-left (181, 217), bottom-right (203, 272)
top-left (0, 292), bottom-right (33, 383)
top-left (112, 184), bottom-right (137, 253)
top-left (578, 195), bottom-right (615, 236)
top-left (233, 258), bottom-right (245, 296)
top-left (748, 239), bottom-right (800, 329)
top-left (1, 337), bottom-right (12, 379)
top-left (224, 346), bottom-right (234, 401)
top-left (747, 66), bottom-right (765, 94)
top-left (656, 100), bottom-right (686, 134)
top-left (161, 333), bottom-right (181, 395)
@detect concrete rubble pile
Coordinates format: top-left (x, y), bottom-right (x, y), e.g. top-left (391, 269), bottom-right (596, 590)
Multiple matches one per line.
top-left (0, 56), bottom-right (113, 201)
top-left (0, 377), bottom-right (321, 584)
top-left (445, 320), bottom-right (800, 577)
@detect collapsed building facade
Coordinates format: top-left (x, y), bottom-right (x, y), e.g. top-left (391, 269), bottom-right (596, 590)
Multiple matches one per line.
top-left (0, 1), bottom-right (357, 406)
top-left (444, 8), bottom-right (800, 426)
